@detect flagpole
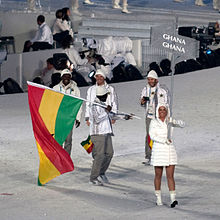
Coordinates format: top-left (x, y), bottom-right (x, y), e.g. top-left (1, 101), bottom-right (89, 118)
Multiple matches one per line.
top-left (27, 81), bottom-right (141, 120)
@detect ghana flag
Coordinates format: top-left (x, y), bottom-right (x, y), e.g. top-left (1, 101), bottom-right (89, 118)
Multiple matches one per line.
top-left (80, 135), bottom-right (94, 154)
top-left (28, 82), bottom-right (83, 185)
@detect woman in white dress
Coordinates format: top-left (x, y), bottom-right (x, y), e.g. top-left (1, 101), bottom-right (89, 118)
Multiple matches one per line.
top-left (149, 103), bottom-right (184, 208)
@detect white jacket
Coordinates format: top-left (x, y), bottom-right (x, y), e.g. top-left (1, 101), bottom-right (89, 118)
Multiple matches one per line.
top-left (64, 47), bottom-right (88, 69)
top-left (31, 22), bottom-right (53, 45)
top-left (149, 118), bottom-right (177, 166)
top-left (52, 18), bottom-right (72, 36)
top-left (141, 83), bottom-right (169, 119)
top-left (53, 80), bottom-right (82, 121)
top-left (89, 101), bottom-right (113, 136)
top-left (85, 82), bottom-right (118, 120)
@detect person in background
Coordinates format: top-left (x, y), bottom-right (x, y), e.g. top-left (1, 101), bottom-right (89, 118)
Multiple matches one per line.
top-left (40, 57), bottom-right (55, 87)
top-left (140, 70), bottom-right (169, 165)
top-left (112, 0), bottom-right (131, 13)
top-left (53, 69), bottom-right (81, 155)
top-left (149, 103), bottom-right (184, 207)
top-left (52, 9), bottom-right (73, 47)
top-left (62, 7), bottom-right (74, 38)
top-left (23, 15), bottom-right (53, 52)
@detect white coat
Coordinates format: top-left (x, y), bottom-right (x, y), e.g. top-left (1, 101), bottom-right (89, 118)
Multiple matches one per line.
top-left (149, 118), bottom-right (177, 167)
top-left (89, 100), bottom-right (113, 136)
top-left (53, 80), bottom-right (82, 122)
top-left (52, 18), bottom-right (73, 36)
top-left (85, 82), bottom-right (118, 120)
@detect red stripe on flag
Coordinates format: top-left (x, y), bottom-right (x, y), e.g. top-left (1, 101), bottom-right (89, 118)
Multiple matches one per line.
top-left (28, 85), bottom-right (45, 110)
top-left (28, 85), bottom-right (74, 174)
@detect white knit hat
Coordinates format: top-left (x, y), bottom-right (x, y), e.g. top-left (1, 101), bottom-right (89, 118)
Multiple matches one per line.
top-left (61, 69), bottom-right (72, 77)
top-left (96, 86), bottom-right (108, 96)
top-left (94, 69), bottom-right (106, 79)
top-left (147, 70), bottom-right (158, 79)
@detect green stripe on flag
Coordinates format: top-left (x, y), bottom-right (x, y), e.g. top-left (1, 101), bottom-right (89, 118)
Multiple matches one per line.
top-left (55, 95), bottom-right (83, 145)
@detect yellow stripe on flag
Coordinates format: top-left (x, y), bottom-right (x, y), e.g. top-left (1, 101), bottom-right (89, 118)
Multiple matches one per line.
top-left (36, 141), bottom-right (61, 185)
top-left (38, 89), bottom-right (64, 135)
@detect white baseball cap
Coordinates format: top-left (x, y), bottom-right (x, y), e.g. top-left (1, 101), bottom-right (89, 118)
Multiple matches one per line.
top-left (147, 70), bottom-right (158, 80)
top-left (94, 69), bottom-right (106, 79)
top-left (61, 69), bottom-right (72, 77)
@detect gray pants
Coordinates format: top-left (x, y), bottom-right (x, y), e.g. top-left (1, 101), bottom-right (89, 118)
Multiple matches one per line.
top-left (145, 117), bottom-right (152, 160)
top-left (64, 130), bottom-right (73, 155)
top-left (90, 134), bottom-right (114, 181)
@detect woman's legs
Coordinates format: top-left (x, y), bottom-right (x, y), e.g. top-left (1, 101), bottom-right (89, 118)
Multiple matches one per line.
top-left (165, 165), bottom-right (175, 190)
top-left (166, 165), bottom-right (178, 207)
top-left (154, 166), bottom-right (163, 205)
top-left (154, 166), bottom-right (163, 190)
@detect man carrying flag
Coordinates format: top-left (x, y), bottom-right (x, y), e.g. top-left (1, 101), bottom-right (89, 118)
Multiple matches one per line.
top-left (53, 69), bottom-right (82, 155)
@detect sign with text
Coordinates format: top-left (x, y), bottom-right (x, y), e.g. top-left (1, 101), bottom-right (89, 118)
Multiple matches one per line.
top-left (151, 25), bottom-right (199, 62)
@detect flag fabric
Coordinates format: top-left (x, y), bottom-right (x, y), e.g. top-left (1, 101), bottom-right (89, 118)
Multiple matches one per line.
top-left (148, 135), bottom-right (153, 149)
top-left (80, 135), bottom-right (94, 154)
top-left (28, 82), bottom-right (83, 185)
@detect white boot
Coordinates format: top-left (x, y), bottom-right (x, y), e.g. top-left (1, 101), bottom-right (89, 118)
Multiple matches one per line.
top-left (155, 190), bottom-right (163, 206)
top-left (170, 190), bottom-right (178, 208)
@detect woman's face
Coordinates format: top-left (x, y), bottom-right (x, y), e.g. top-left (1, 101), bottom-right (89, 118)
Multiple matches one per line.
top-left (158, 106), bottom-right (167, 119)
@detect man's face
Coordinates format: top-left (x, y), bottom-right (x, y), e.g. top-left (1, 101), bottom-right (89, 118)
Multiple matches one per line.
top-left (62, 74), bottom-right (71, 86)
top-left (147, 77), bottom-right (158, 87)
top-left (95, 74), bottom-right (105, 86)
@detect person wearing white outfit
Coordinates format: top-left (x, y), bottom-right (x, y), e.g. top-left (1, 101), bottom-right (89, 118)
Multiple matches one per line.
top-left (88, 85), bottom-right (116, 186)
top-left (149, 103), bottom-right (184, 208)
top-left (112, 0), bottom-right (131, 13)
top-left (140, 70), bottom-right (169, 164)
top-left (23, 15), bottom-right (53, 52)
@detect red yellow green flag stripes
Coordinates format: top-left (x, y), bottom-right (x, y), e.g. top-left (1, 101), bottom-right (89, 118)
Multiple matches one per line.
top-left (148, 135), bottom-right (153, 149)
top-left (28, 82), bottom-right (83, 185)
top-left (80, 135), bottom-right (94, 154)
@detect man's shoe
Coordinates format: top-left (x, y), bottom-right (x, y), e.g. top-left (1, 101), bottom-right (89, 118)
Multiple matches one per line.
top-left (99, 174), bottom-right (109, 183)
top-left (89, 179), bottom-right (103, 186)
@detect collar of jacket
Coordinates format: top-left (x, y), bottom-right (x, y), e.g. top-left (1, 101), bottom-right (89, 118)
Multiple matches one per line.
top-left (39, 22), bottom-right (46, 29)
top-left (60, 80), bottom-right (77, 90)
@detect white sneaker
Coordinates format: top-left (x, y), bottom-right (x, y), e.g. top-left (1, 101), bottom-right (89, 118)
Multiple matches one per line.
top-left (89, 179), bottom-right (103, 186)
top-left (84, 0), bottom-right (94, 5)
top-left (99, 174), bottom-right (109, 183)
top-left (113, 4), bottom-right (122, 9)
top-left (122, 8), bottom-right (131, 14)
